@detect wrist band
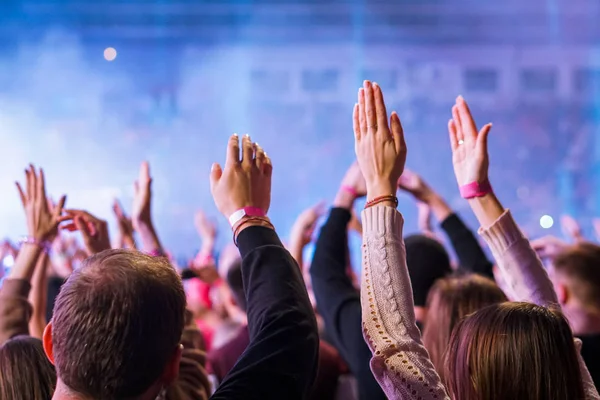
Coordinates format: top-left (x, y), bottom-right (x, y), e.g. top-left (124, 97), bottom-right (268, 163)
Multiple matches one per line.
top-left (459, 180), bottom-right (493, 199)
top-left (20, 237), bottom-right (51, 254)
top-left (365, 195), bottom-right (398, 209)
top-left (228, 207), bottom-right (266, 227)
top-left (341, 185), bottom-right (358, 197)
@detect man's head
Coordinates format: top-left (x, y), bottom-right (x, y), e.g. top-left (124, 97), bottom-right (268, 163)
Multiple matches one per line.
top-left (226, 259), bottom-right (246, 312)
top-left (43, 249), bottom-right (186, 399)
top-left (551, 242), bottom-right (600, 314)
top-left (405, 234), bottom-right (452, 308)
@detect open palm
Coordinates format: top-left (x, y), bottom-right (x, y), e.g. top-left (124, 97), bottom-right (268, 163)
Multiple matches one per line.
top-left (447, 96), bottom-right (492, 186)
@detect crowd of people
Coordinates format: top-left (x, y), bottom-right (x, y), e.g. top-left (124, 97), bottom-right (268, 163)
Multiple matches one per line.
top-left (0, 80), bottom-right (599, 400)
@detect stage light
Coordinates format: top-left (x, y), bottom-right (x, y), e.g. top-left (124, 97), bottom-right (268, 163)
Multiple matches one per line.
top-left (104, 47), bottom-right (117, 61)
top-left (540, 215), bottom-right (554, 229)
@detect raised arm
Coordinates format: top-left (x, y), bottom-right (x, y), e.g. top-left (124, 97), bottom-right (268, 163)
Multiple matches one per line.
top-left (208, 134), bottom-right (319, 400)
top-left (1, 166), bottom-right (67, 344)
top-left (132, 161), bottom-right (164, 255)
top-left (398, 168), bottom-right (494, 278)
top-left (448, 96), bottom-right (599, 399)
top-left (310, 163), bottom-right (387, 400)
top-left (288, 201), bottom-right (324, 269)
top-left (355, 81), bottom-right (449, 399)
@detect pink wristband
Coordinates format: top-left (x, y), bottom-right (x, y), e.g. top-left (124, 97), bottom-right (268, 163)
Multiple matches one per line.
top-left (341, 185), bottom-right (358, 197)
top-left (459, 180), bottom-right (493, 199)
top-left (228, 207), bottom-right (266, 227)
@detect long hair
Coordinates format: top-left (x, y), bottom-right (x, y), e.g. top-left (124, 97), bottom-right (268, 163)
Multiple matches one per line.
top-left (444, 302), bottom-right (585, 400)
top-left (0, 336), bottom-right (56, 400)
top-left (422, 274), bottom-right (507, 377)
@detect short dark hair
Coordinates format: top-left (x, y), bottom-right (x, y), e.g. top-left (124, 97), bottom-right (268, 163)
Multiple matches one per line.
top-left (52, 249), bottom-right (186, 399)
top-left (405, 234), bottom-right (452, 307)
top-left (0, 336), bottom-right (56, 400)
top-left (226, 259), bottom-right (246, 312)
top-left (553, 242), bottom-right (600, 312)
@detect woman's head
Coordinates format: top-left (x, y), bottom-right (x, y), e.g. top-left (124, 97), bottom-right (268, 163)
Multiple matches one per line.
top-left (423, 274), bottom-right (507, 374)
top-left (445, 302), bottom-right (584, 400)
top-left (0, 336), bottom-right (56, 400)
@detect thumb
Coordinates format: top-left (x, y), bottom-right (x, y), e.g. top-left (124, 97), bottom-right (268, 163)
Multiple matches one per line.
top-left (390, 112), bottom-right (405, 154)
top-left (477, 123), bottom-right (492, 157)
top-left (210, 163), bottom-right (223, 194)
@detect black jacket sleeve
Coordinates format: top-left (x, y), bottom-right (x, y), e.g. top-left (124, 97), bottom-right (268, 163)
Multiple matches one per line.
top-left (440, 213), bottom-right (494, 279)
top-left (211, 226), bottom-right (319, 400)
top-left (309, 208), bottom-right (386, 400)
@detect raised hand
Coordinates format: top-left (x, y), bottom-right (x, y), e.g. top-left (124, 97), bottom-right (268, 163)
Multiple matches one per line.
top-left (560, 215), bottom-right (583, 242)
top-left (210, 134), bottom-right (272, 219)
top-left (353, 80), bottom-right (406, 201)
top-left (290, 202), bottom-right (326, 249)
top-left (341, 163), bottom-right (367, 198)
top-left (132, 161), bottom-right (153, 229)
top-left (397, 169), bottom-right (433, 203)
top-left (195, 210), bottom-right (217, 252)
top-left (530, 235), bottom-right (569, 260)
top-left (448, 96), bottom-right (493, 186)
top-left (16, 165), bottom-right (68, 243)
top-left (113, 199), bottom-right (136, 248)
top-left (63, 210), bottom-right (111, 255)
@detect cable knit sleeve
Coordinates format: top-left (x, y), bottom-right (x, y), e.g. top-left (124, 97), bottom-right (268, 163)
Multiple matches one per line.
top-left (479, 210), bottom-right (600, 400)
top-left (361, 205), bottom-right (450, 400)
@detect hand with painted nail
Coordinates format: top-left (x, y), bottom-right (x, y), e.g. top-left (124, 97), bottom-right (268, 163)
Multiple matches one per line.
top-left (353, 80), bottom-right (406, 200)
top-left (447, 96), bottom-right (493, 186)
top-left (210, 134), bottom-right (273, 218)
top-left (16, 165), bottom-right (69, 243)
top-left (62, 209), bottom-right (111, 255)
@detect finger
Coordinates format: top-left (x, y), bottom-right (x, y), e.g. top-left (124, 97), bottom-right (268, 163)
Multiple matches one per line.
top-left (373, 83), bottom-right (388, 132)
top-left (38, 168), bottom-right (49, 211)
top-left (255, 143), bottom-right (266, 172)
top-left (264, 152), bottom-right (273, 178)
top-left (358, 88), bottom-right (367, 135)
top-left (74, 216), bottom-right (93, 240)
top-left (15, 182), bottom-right (26, 207)
top-left (448, 119), bottom-right (459, 151)
top-left (26, 166), bottom-right (34, 202)
top-left (363, 80), bottom-right (376, 132)
top-left (140, 161), bottom-right (151, 183)
top-left (456, 96), bottom-right (478, 142)
top-left (65, 209), bottom-right (98, 222)
top-left (241, 134), bottom-right (254, 168)
top-left (352, 103), bottom-right (360, 141)
top-left (61, 223), bottom-right (78, 232)
top-left (451, 105), bottom-right (463, 142)
top-left (226, 134), bottom-right (240, 167)
top-left (209, 163), bottom-right (223, 194)
top-left (57, 215), bottom-right (72, 223)
top-left (53, 195), bottom-right (67, 220)
top-left (477, 123), bottom-right (492, 158)
top-left (390, 112), bottom-right (405, 155)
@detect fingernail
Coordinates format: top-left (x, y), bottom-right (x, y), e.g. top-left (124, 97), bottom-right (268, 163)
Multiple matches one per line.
top-left (373, 82), bottom-right (379, 88)
top-left (244, 134), bottom-right (250, 139)
top-left (457, 95), bottom-right (464, 101)
top-left (233, 133), bottom-right (238, 137)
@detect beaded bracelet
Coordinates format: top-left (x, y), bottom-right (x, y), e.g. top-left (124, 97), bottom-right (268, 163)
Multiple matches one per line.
top-left (364, 195), bottom-right (399, 209)
top-left (20, 237), bottom-right (51, 254)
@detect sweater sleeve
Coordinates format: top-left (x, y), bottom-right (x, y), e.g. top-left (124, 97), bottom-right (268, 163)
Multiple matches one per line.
top-left (211, 226), bottom-right (319, 400)
top-left (361, 205), bottom-right (450, 400)
top-left (310, 207), bottom-right (387, 400)
top-left (478, 210), bottom-right (558, 307)
top-left (0, 279), bottom-right (32, 344)
top-left (479, 210), bottom-right (600, 400)
top-left (440, 213), bottom-right (494, 279)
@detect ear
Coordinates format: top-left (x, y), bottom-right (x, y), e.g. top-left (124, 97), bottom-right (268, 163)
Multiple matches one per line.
top-left (556, 283), bottom-right (569, 305)
top-left (161, 344), bottom-right (183, 386)
top-left (42, 322), bottom-right (55, 365)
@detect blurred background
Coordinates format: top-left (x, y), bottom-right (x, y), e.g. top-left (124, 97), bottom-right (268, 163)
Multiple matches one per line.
top-left (0, 0), bottom-right (599, 265)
